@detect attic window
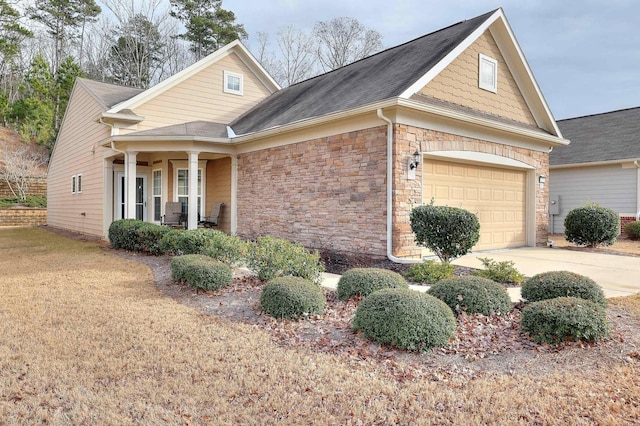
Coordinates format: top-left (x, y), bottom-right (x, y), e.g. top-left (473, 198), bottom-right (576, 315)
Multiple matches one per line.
top-left (224, 71), bottom-right (243, 96)
top-left (478, 54), bottom-right (498, 93)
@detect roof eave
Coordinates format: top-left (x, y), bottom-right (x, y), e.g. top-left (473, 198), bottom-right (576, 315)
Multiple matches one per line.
top-left (100, 111), bottom-right (145, 124)
top-left (550, 158), bottom-right (640, 169)
top-left (102, 135), bottom-right (230, 147)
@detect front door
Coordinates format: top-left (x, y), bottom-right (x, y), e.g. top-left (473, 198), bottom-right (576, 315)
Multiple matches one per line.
top-left (116, 173), bottom-right (147, 220)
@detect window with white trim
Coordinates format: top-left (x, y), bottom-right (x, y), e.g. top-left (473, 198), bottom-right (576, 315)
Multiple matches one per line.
top-left (152, 169), bottom-right (162, 222)
top-left (71, 175), bottom-right (76, 194)
top-left (77, 174), bottom-right (82, 193)
top-left (479, 54), bottom-right (498, 93)
top-left (223, 70), bottom-right (243, 95)
top-left (176, 168), bottom-right (203, 217)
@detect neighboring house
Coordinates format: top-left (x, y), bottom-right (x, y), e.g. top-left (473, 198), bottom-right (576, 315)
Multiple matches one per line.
top-left (549, 108), bottom-right (640, 234)
top-left (47, 8), bottom-right (568, 261)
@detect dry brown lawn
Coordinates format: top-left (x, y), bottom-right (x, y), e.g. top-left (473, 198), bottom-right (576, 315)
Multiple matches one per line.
top-left (1, 228), bottom-right (640, 425)
top-left (549, 234), bottom-right (640, 256)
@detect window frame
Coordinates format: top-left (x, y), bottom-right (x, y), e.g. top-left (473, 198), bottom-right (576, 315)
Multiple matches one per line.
top-left (152, 169), bottom-right (162, 222)
top-left (478, 53), bottom-right (498, 93)
top-left (174, 167), bottom-right (204, 217)
top-left (71, 175), bottom-right (76, 194)
top-left (223, 70), bottom-right (243, 96)
top-left (76, 174), bottom-right (82, 194)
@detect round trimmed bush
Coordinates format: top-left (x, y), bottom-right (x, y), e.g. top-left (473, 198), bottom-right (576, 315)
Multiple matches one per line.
top-left (427, 276), bottom-right (512, 316)
top-left (182, 258), bottom-right (233, 291)
top-left (564, 204), bottom-right (619, 247)
top-left (410, 203), bottom-right (480, 263)
top-left (260, 276), bottom-right (326, 319)
top-left (404, 260), bottom-right (454, 284)
top-left (521, 271), bottom-right (606, 306)
top-left (624, 221), bottom-right (640, 240)
top-left (352, 288), bottom-right (456, 351)
top-left (108, 219), bottom-right (145, 251)
top-left (337, 268), bottom-right (408, 300)
top-left (170, 254), bottom-right (212, 282)
top-left (136, 223), bottom-right (172, 255)
top-left (521, 297), bottom-right (609, 344)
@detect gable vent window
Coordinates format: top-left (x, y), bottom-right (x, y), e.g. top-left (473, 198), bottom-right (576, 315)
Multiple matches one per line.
top-left (224, 71), bottom-right (243, 96)
top-left (478, 54), bottom-right (498, 93)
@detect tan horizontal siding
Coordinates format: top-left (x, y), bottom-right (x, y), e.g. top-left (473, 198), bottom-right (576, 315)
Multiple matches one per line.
top-left (205, 158), bottom-right (231, 233)
top-left (47, 83), bottom-right (110, 237)
top-left (133, 53), bottom-right (271, 132)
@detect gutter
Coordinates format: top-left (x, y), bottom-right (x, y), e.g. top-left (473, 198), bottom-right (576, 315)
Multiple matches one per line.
top-left (377, 108), bottom-right (420, 265)
top-left (633, 160), bottom-right (640, 221)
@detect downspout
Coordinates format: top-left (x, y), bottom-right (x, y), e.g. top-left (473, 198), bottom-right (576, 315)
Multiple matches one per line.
top-left (635, 161), bottom-right (640, 221)
top-left (377, 108), bottom-right (420, 264)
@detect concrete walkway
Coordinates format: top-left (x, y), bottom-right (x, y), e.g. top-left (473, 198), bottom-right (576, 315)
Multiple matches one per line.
top-left (320, 247), bottom-right (640, 301)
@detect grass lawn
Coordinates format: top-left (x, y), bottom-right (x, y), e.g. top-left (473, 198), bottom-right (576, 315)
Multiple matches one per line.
top-left (1, 228), bottom-right (640, 424)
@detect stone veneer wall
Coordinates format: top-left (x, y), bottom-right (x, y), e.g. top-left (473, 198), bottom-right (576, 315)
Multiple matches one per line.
top-left (236, 123), bottom-right (550, 260)
top-left (392, 124), bottom-right (549, 258)
top-left (237, 127), bottom-right (388, 257)
top-left (0, 208), bottom-right (47, 227)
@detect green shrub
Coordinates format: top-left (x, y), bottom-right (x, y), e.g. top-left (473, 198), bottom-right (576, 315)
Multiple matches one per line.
top-left (182, 258), bottom-right (233, 291)
top-left (352, 288), bottom-right (456, 351)
top-left (247, 236), bottom-right (324, 284)
top-left (472, 257), bottom-right (525, 284)
top-left (260, 276), bottom-right (326, 319)
top-left (427, 276), bottom-right (512, 316)
top-left (404, 260), bottom-right (454, 284)
top-left (136, 223), bottom-right (172, 255)
top-left (170, 254), bottom-right (210, 282)
top-left (0, 195), bottom-right (46, 208)
top-left (410, 201), bottom-right (480, 263)
top-left (108, 219), bottom-right (145, 251)
top-left (337, 268), bottom-right (408, 300)
top-left (624, 221), bottom-right (640, 240)
top-left (158, 229), bottom-right (210, 255)
top-left (564, 203), bottom-right (620, 247)
top-left (200, 230), bottom-right (248, 267)
top-left (521, 297), bottom-right (609, 344)
top-left (521, 271), bottom-right (606, 306)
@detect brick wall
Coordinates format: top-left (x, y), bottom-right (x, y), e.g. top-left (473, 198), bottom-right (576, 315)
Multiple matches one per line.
top-left (0, 177), bottom-right (47, 198)
top-left (237, 127), bottom-right (388, 257)
top-left (0, 208), bottom-right (47, 227)
top-left (620, 216), bottom-right (636, 234)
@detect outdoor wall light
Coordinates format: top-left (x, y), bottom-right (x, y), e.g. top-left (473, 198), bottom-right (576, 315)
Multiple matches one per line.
top-left (409, 150), bottom-right (421, 170)
top-left (538, 175), bottom-right (546, 189)
top-left (407, 150), bottom-right (421, 180)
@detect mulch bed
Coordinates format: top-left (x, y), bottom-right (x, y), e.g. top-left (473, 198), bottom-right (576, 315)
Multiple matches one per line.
top-left (40, 226), bottom-right (640, 382)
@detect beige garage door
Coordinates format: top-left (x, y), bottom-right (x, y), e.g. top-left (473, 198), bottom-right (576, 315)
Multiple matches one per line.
top-left (423, 159), bottom-right (526, 251)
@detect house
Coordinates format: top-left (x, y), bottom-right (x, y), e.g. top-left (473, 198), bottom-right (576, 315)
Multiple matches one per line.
top-left (47, 8), bottom-right (568, 261)
top-left (549, 107), bottom-right (640, 234)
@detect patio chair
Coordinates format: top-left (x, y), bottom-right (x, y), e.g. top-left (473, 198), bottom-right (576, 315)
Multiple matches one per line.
top-left (161, 201), bottom-right (186, 228)
top-left (200, 202), bottom-right (224, 228)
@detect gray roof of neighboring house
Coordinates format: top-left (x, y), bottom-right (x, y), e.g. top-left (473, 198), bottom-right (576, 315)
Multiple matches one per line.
top-left (551, 107), bottom-right (640, 166)
top-left (230, 9), bottom-right (496, 136)
top-left (78, 78), bottom-right (143, 109)
top-left (123, 121), bottom-right (228, 139)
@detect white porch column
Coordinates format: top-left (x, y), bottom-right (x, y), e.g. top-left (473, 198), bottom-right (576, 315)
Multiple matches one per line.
top-left (187, 151), bottom-right (200, 230)
top-left (126, 151), bottom-right (138, 219)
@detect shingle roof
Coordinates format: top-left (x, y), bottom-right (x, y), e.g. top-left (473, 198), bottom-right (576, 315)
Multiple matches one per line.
top-left (551, 107), bottom-right (640, 166)
top-left (230, 10), bottom-right (496, 135)
top-left (78, 78), bottom-right (143, 109)
top-left (123, 121), bottom-right (228, 139)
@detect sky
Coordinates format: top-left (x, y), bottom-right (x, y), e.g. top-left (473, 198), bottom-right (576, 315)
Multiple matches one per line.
top-left (224, 0), bottom-right (640, 120)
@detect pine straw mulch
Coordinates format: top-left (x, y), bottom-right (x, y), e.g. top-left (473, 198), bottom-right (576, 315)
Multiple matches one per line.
top-left (110, 248), bottom-right (640, 384)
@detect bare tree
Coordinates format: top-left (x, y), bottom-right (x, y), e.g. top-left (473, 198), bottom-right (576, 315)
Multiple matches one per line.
top-left (313, 17), bottom-right (384, 71)
top-left (274, 25), bottom-right (316, 86)
top-left (254, 27), bottom-right (316, 87)
top-left (0, 144), bottom-right (48, 200)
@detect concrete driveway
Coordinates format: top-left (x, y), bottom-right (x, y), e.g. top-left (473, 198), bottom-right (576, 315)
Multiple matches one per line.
top-left (454, 247), bottom-right (640, 298)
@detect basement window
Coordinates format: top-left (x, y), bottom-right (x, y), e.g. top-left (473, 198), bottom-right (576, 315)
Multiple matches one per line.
top-left (479, 54), bottom-right (498, 93)
top-left (224, 71), bottom-right (243, 96)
